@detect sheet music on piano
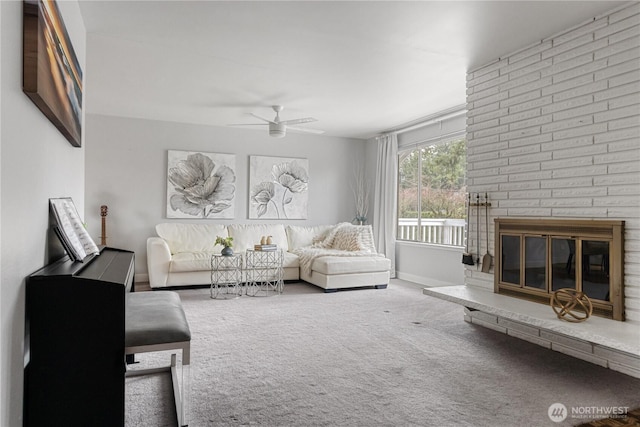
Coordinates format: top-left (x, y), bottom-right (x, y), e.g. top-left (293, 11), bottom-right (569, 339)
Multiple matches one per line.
top-left (50, 198), bottom-right (100, 262)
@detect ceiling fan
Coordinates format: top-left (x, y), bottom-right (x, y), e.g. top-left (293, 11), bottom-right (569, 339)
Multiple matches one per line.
top-left (230, 105), bottom-right (324, 138)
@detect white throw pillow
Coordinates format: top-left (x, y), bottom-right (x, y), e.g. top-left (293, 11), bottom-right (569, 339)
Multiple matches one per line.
top-left (286, 224), bottom-right (333, 250)
top-left (156, 223), bottom-right (228, 254)
top-left (228, 224), bottom-right (289, 252)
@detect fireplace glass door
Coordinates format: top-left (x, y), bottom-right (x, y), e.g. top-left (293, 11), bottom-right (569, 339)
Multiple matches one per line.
top-left (524, 236), bottom-right (546, 290)
top-left (551, 238), bottom-right (575, 292)
top-left (582, 240), bottom-right (610, 302)
top-left (495, 218), bottom-right (623, 320)
top-left (550, 238), bottom-right (610, 301)
top-left (500, 235), bottom-right (520, 285)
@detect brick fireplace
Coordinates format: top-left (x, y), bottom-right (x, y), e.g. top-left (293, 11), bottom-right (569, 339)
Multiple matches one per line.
top-left (494, 218), bottom-right (624, 320)
top-left (426, 2), bottom-right (640, 378)
top-left (465, 3), bottom-right (639, 324)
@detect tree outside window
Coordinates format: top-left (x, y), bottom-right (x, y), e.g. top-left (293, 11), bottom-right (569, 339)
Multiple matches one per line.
top-left (398, 138), bottom-right (466, 245)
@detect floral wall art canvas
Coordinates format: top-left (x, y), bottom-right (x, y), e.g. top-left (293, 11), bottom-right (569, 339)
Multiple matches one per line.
top-left (166, 150), bottom-right (236, 218)
top-left (249, 156), bottom-right (309, 219)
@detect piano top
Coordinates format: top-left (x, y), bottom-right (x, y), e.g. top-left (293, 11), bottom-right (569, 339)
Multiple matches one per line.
top-left (29, 247), bottom-right (134, 287)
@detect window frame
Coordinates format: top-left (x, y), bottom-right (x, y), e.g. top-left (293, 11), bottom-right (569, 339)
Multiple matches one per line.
top-left (397, 130), bottom-right (467, 247)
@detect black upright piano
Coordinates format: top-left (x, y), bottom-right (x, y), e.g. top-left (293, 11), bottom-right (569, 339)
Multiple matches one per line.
top-left (24, 247), bottom-right (135, 427)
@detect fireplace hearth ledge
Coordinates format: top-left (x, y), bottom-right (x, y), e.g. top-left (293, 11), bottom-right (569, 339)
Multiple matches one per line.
top-left (423, 285), bottom-right (640, 377)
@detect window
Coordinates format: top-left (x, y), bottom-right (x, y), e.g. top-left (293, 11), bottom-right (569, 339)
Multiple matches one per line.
top-left (397, 137), bottom-right (467, 246)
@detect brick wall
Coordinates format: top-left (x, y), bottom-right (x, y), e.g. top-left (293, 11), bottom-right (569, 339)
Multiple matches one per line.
top-left (465, 3), bottom-right (640, 323)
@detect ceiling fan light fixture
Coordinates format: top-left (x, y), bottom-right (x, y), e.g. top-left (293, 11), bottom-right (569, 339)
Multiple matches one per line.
top-left (269, 122), bottom-right (286, 138)
top-left (229, 105), bottom-right (322, 137)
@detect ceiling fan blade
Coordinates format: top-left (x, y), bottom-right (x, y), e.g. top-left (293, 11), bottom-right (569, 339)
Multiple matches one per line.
top-left (227, 123), bottom-right (268, 126)
top-left (279, 117), bottom-right (317, 126)
top-left (287, 126), bottom-right (325, 135)
top-left (249, 113), bottom-right (275, 124)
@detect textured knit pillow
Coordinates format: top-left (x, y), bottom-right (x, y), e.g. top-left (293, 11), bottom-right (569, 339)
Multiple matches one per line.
top-left (331, 224), bottom-right (367, 251)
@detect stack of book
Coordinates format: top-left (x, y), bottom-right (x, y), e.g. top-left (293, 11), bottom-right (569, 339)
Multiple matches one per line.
top-left (254, 244), bottom-right (278, 251)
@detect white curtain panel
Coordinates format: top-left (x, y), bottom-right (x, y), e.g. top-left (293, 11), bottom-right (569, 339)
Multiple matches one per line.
top-left (373, 133), bottom-right (397, 278)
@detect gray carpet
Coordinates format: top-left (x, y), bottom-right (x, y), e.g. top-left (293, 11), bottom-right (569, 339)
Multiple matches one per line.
top-left (126, 279), bottom-right (640, 427)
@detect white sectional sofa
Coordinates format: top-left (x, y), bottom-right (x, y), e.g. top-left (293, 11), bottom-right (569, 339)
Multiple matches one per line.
top-left (146, 222), bottom-right (391, 292)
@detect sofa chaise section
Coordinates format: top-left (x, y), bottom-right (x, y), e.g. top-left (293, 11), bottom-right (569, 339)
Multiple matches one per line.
top-left (299, 255), bottom-right (391, 291)
top-left (287, 224), bottom-right (391, 291)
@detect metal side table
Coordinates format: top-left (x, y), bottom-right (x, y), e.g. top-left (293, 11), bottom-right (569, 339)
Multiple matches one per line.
top-left (210, 253), bottom-right (243, 299)
top-left (245, 249), bottom-right (284, 296)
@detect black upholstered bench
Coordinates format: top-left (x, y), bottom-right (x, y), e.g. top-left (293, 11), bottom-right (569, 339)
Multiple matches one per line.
top-left (125, 291), bottom-right (191, 426)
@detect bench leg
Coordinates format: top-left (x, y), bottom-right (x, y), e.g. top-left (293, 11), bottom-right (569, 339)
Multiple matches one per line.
top-left (175, 347), bottom-right (190, 427)
top-left (125, 343), bottom-right (190, 426)
top-left (169, 355), bottom-right (184, 426)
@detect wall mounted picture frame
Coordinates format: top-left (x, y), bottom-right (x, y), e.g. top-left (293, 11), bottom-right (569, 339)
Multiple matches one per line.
top-left (249, 156), bottom-right (309, 219)
top-left (23, 0), bottom-right (83, 147)
top-left (167, 150), bottom-right (236, 219)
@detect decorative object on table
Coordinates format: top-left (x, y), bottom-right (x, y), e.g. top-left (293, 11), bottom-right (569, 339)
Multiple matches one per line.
top-left (23, 0), bottom-right (83, 147)
top-left (259, 235), bottom-right (274, 245)
top-left (352, 160), bottom-right (369, 225)
top-left (249, 156), bottom-right (308, 219)
top-left (215, 236), bottom-right (234, 256)
top-left (550, 288), bottom-right (593, 322)
top-left (166, 150), bottom-right (236, 219)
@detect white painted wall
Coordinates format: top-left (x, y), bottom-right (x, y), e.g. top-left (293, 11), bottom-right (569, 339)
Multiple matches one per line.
top-left (396, 242), bottom-right (465, 286)
top-left (465, 3), bottom-right (640, 323)
top-left (84, 114), bottom-right (366, 277)
top-left (0, 1), bottom-right (86, 425)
